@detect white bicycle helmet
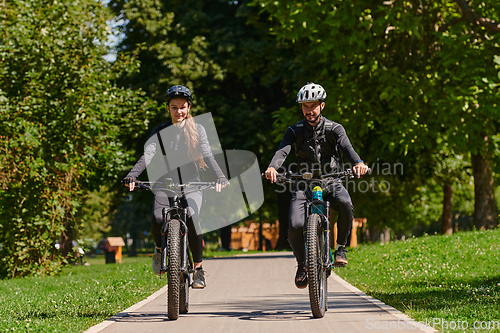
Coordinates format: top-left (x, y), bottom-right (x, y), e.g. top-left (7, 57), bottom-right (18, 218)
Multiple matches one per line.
top-left (296, 82), bottom-right (327, 103)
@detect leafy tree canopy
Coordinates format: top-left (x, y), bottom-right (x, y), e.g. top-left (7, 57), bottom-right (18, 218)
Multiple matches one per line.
top-left (0, 0), bottom-right (153, 277)
top-left (250, 0), bottom-right (499, 230)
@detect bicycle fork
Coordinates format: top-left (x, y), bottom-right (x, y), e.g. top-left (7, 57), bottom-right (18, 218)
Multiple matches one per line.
top-left (323, 202), bottom-right (332, 271)
top-left (180, 208), bottom-right (189, 272)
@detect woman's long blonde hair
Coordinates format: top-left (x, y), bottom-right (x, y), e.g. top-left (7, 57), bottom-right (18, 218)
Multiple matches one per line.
top-left (183, 113), bottom-right (208, 170)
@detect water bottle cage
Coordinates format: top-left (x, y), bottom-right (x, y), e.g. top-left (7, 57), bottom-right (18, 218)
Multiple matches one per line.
top-left (310, 199), bottom-right (326, 215)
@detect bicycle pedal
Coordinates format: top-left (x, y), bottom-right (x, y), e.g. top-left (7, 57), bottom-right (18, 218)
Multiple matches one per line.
top-left (333, 262), bottom-right (347, 268)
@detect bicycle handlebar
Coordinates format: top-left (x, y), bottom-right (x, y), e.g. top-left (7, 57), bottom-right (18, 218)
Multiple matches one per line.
top-left (261, 167), bottom-right (371, 184)
top-left (132, 179), bottom-right (218, 194)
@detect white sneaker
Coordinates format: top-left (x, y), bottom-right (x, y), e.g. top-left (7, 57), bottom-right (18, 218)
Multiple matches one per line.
top-left (152, 248), bottom-right (161, 276)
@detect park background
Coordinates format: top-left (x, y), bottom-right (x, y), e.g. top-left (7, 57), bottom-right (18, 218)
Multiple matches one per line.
top-left (0, 0), bottom-right (499, 279)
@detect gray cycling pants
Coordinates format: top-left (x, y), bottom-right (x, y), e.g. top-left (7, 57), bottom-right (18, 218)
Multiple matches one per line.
top-left (288, 182), bottom-right (353, 264)
top-left (151, 190), bottom-right (204, 263)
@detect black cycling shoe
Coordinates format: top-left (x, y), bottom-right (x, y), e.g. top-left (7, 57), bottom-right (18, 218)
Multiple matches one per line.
top-left (334, 246), bottom-right (348, 267)
top-left (295, 264), bottom-right (308, 289)
top-left (192, 267), bottom-right (206, 289)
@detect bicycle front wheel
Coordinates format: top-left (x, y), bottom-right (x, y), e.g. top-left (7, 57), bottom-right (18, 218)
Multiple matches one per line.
top-left (167, 219), bottom-right (181, 320)
top-left (306, 213), bottom-right (328, 318)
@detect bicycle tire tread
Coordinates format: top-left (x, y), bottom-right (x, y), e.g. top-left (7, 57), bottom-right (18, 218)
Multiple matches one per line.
top-left (167, 219), bottom-right (181, 320)
top-left (306, 214), bottom-right (327, 318)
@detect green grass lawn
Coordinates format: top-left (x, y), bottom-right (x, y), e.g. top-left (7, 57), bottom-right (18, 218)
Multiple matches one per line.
top-left (336, 228), bottom-right (500, 332)
top-left (0, 255), bottom-right (166, 332)
top-left (1, 230), bottom-right (498, 332)
top-left (0, 248), bottom-right (261, 332)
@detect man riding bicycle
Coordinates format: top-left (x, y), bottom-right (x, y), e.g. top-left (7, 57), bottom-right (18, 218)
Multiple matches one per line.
top-left (265, 82), bottom-right (368, 289)
top-left (122, 85), bottom-right (228, 289)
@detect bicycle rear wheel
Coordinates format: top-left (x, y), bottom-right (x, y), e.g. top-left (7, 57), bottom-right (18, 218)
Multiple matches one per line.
top-left (306, 213), bottom-right (327, 318)
top-left (180, 241), bottom-right (193, 314)
top-left (179, 272), bottom-right (189, 314)
top-left (167, 219), bottom-right (181, 320)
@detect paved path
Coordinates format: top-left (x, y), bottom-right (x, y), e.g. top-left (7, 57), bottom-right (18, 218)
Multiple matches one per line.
top-left (86, 252), bottom-right (436, 333)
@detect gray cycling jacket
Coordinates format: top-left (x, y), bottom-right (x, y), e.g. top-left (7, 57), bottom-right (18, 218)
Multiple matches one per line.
top-left (125, 120), bottom-right (225, 183)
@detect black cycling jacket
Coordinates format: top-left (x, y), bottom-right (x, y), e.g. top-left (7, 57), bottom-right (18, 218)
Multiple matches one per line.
top-left (268, 116), bottom-right (362, 171)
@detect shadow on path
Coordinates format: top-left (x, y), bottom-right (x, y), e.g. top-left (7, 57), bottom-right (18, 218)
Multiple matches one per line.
top-left (205, 253), bottom-right (295, 261)
top-left (111, 290), bottom-right (391, 323)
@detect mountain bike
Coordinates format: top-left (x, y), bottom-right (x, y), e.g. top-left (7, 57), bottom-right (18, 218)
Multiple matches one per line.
top-left (267, 168), bottom-right (364, 318)
top-left (133, 178), bottom-right (217, 320)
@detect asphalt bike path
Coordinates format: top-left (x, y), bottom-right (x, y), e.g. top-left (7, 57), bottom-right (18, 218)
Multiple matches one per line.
top-left (86, 252), bottom-right (437, 333)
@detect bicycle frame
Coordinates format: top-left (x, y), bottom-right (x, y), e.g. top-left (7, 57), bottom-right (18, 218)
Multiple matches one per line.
top-left (266, 169), bottom-right (359, 268)
top-left (129, 178), bottom-right (217, 320)
top-left (263, 167), bottom-right (370, 318)
top-left (131, 179), bottom-right (215, 275)
top-left (267, 170), bottom-right (353, 273)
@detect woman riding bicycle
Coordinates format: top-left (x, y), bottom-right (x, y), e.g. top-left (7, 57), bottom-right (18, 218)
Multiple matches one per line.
top-left (122, 85), bottom-right (228, 289)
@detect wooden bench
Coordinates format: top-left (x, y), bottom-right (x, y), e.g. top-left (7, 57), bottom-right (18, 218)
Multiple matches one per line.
top-left (230, 221), bottom-right (279, 251)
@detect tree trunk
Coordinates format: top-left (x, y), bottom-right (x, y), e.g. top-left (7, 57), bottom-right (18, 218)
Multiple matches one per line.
top-left (129, 231), bottom-right (138, 257)
top-left (60, 221), bottom-right (74, 258)
top-left (220, 224), bottom-right (232, 251)
top-left (471, 152), bottom-right (498, 229)
top-left (59, 170), bottom-right (75, 258)
top-left (441, 184), bottom-right (454, 235)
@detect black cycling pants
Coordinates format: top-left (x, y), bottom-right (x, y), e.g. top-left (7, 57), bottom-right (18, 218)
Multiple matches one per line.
top-left (288, 183), bottom-right (353, 264)
top-left (151, 191), bottom-right (204, 263)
